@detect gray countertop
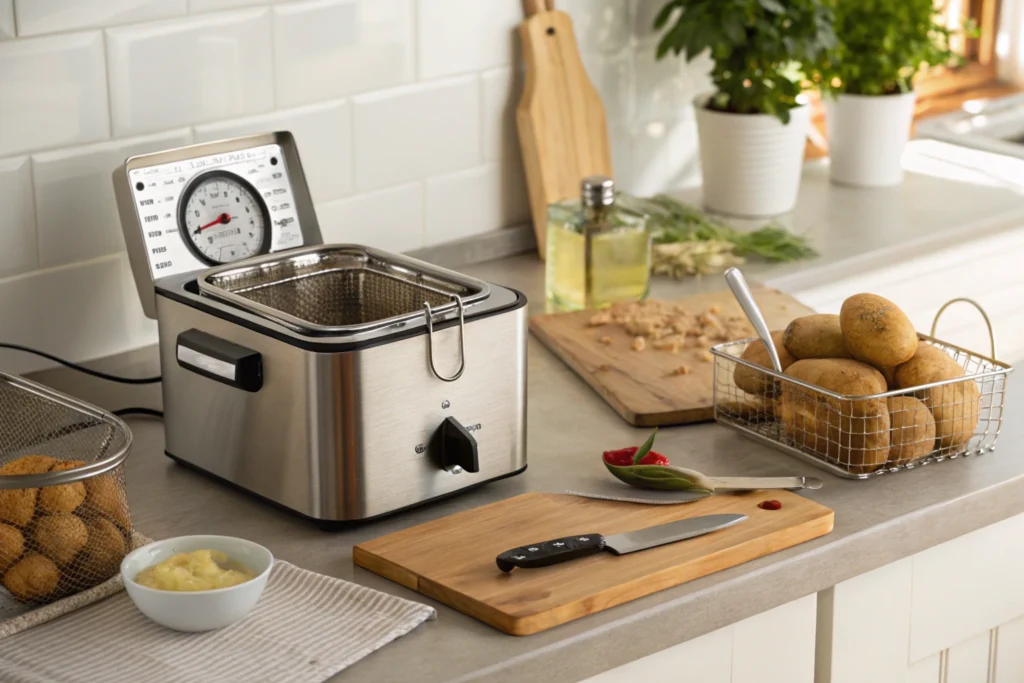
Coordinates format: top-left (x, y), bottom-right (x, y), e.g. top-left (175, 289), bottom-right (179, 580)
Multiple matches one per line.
top-left (23, 156), bottom-right (1024, 683)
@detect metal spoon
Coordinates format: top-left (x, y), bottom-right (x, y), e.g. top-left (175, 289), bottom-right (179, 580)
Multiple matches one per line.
top-left (724, 267), bottom-right (783, 373)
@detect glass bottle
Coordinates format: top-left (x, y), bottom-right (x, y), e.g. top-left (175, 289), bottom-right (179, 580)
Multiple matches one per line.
top-left (544, 176), bottom-right (651, 312)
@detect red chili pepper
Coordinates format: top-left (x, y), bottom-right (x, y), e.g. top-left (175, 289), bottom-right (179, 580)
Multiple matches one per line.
top-left (758, 500), bottom-right (783, 511)
top-left (602, 447), bottom-right (670, 467)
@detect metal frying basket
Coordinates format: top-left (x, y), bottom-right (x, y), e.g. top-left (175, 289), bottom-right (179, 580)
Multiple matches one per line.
top-left (198, 244), bottom-right (490, 334)
top-left (711, 300), bottom-right (1013, 479)
top-left (0, 373), bottom-right (133, 615)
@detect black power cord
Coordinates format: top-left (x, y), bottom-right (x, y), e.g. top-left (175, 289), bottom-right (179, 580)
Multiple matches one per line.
top-left (1, 342), bottom-right (165, 419)
top-left (0, 342), bottom-right (162, 385)
top-left (113, 407), bottom-right (164, 418)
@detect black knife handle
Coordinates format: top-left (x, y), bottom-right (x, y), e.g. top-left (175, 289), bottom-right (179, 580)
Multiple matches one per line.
top-left (496, 533), bottom-right (605, 572)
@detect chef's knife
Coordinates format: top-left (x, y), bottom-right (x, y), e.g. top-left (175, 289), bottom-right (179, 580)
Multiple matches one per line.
top-left (496, 513), bottom-right (746, 572)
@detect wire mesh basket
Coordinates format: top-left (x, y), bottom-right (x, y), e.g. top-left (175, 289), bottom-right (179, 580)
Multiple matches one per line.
top-left (711, 300), bottom-right (1013, 479)
top-left (0, 372), bottom-right (133, 617)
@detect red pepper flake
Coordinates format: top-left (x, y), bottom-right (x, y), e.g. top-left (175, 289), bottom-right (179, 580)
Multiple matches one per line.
top-left (758, 499), bottom-right (783, 511)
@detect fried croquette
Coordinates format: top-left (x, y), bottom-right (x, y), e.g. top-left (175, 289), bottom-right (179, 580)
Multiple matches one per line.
top-left (0, 455), bottom-right (57, 526)
top-left (83, 474), bottom-right (130, 529)
top-left (2, 553), bottom-right (59, 602)
top-left (79, 517), bottom-right (126, 581)
top-left (37, 460), bottom-right (87, 514)
top-left (33, 514), bottom-right (88, 566)
top-left (0, 523), bottom-right (25, 574)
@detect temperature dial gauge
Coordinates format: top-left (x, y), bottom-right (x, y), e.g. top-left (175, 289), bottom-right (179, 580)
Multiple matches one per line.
top-left (178, 170), bottom-right (271, 265)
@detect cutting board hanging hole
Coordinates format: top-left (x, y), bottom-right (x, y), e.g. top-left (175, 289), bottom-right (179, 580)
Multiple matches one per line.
top-left (546, 27), bottom-right (555, 35)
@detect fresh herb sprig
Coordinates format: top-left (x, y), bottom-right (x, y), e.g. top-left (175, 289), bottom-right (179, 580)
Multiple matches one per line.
top-left (644, 194), bottom-right (818, 263)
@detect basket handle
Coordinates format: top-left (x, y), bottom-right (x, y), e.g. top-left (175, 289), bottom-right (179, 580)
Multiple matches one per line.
top-left (424, 296), bottom-right (466, 382)
top-left (930, 297), bottom-right (997, 359)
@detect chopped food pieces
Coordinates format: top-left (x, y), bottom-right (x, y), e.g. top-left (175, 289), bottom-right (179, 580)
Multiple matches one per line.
top-left (758, 500), bottom-right (783, 511)
top-left (673, 366), bottom-right (690, 376)
top-left (701, 350), bottom-right (714, 363)
top-left (589, 300), bottom-right (754, 354)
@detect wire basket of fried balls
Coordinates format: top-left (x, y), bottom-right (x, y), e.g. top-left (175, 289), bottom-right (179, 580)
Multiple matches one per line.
top-left (0, 373), bottom-right (133, 609)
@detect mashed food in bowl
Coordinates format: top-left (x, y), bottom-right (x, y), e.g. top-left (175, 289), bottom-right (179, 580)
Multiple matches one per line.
top-left (134, 549), bottom-right (255, 591)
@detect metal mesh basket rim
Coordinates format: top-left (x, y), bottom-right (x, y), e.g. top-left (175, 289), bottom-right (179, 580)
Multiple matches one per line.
top-left (711, 332), bottom-right (1013, 400)
top-left (0, 373), bottom-right (131, 490)
top-left (196, 243), bottom-right (491, 334)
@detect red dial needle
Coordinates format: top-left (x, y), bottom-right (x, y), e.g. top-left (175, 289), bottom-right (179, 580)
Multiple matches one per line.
top-left (196, 212), bottom-right (231, 232)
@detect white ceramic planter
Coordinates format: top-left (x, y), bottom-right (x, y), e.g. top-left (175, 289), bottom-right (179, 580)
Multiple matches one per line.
top-left (695, 94), bottom-right (810, 218)
top-left (825, 92), bottom-right (917, 187)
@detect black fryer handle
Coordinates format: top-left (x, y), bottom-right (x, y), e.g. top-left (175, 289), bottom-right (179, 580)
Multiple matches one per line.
top-left (496, 533), bottom-right (605, 572)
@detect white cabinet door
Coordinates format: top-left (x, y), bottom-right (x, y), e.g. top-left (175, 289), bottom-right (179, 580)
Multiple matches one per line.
top-left (818, 512), bottom-right (1024, 683)
top-left (582, 594), bottom-right (816, 683)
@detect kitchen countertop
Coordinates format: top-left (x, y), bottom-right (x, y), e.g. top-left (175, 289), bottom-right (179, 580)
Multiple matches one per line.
top-left (25, 156), bottom-right (1024, 683)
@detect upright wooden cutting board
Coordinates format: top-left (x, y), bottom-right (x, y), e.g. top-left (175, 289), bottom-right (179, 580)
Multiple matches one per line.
top-left (530, 287), bottom-right (815, 427)
top-left (354, 491), bottom-right (833, 636)
top-left (517, 1), bottom-right (613, 258)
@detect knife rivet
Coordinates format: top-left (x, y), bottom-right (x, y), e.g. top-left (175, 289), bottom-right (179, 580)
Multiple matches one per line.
top-left (528, 547), bottom-right (539, 551)
top-left (578, 537), bottom-right (589, 541)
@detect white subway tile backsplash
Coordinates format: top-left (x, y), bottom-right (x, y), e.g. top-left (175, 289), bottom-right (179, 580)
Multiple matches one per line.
top-left (188, 0), bottom-right (265, 12)
top-left (317, 182), bottom-right (423, 253)
top-left (0, 254), bottom-right (155, 376)
top-left (0, 32), bottom-right (109, 157)
top-left (629, 119), bottom-right (701, 197)
top-left (633, 48), bottom-right (712, 123)
top-left (273, 0), bottom-right (414, 107)
top-left (0, 1), bottom-right (14, 40)
top-left (0, 157), bottom-right (38, 278)
top-left (558, 0), bottom-right (630, 55)
top-left (424, 161), bottom-right (528, 246)
top-left (353, 76), bottom-right (480, 191)
top-left (580, 50), bottom-right (633, 125)
top-left (106, 9), bottom-right (273, 137)
top-left (14, 0), bottom-right (185, 37)
top-left (481, 67), bottom-right (520, 163)
top-left (195, 100), bottom-right (352, 203)
top-left (33, 128), bottom-right (192, 267)
top-left (417, 0), bottom-right (520, 79)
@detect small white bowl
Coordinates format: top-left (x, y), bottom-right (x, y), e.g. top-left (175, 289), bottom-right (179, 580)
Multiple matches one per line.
top-left (121, 535), bottom-right (274, 632)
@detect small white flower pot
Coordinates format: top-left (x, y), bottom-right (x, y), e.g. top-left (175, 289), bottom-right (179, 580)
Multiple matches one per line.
top-left (825, 92), bottom-right (917, 187)
top-left (694, 94), bottom-right (810, 218)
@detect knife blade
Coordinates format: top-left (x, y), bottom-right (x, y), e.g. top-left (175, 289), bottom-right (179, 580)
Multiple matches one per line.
top-left (495, 513), bottom-right (747, 572)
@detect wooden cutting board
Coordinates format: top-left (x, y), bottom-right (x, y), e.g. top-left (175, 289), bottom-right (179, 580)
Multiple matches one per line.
top-left (530, 288), bottom-right (815, 427)
top-left (517, 1), bottom-right (613, 258)
top-left (354, 491), bottom-right (834, 636)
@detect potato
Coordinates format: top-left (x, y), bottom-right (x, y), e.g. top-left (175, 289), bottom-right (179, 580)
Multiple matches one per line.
top-left (894, 344), bottom-right (980, 450)
top-left (719, 396), bottom-right (777, 422)
top-left (733, 331), bottom-right (796, 396)
top-left (840, 294), bottom-right (918, 369)
top-left (780, 359), bottom-right (890, 474)
top-left (782, 314), bottom-right (852, 360)
top-left (887, 396), bottom-right (936, 465)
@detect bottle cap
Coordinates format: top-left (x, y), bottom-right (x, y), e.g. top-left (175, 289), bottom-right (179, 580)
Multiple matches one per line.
top-left (581, 176), bottom-right (614, 208)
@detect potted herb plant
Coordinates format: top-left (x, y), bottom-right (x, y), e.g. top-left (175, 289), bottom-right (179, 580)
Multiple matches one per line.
top-left (812, 0), bottom-right (961, 187)
top-left (653, 0), bottom-right (835, 218)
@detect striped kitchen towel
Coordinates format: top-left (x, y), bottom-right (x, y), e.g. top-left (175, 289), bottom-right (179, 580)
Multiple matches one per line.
top-left (0, 560), bottom-right (436, 683)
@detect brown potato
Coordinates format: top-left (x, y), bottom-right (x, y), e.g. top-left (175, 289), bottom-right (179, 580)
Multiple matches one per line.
top-left (78, 517), bottom-right (126, 583)
top-left (840, 294), bottom-right (918, 369)
top-left (782, 314), bottom-right (852, 359)
top-left (780, 359), bottom-right (891, 474)
top-left (83, 473), bottom-right (131, 530)
top-left (2, 553), bottom-right (59, 603)
top-left (719, 396), bottom-right (777, 422)
top-left (887, 396), bottom-right (936, 465)
top-left (894, 344), bottom-right (980, 450)
top-left (0, 455), bottom-right (56, 527)
top-left (0, 523), bottom-right (25, 574)
top-left (38, 461), bottom-right (87, 515)
top-left (733, 331), bottom-right (796, 396)
top-left (33, 514), bottom-right (88, 566)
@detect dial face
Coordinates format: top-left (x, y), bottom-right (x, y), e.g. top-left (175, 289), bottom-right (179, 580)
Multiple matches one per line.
top-left (178, 170), bottom-right (272, 265)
